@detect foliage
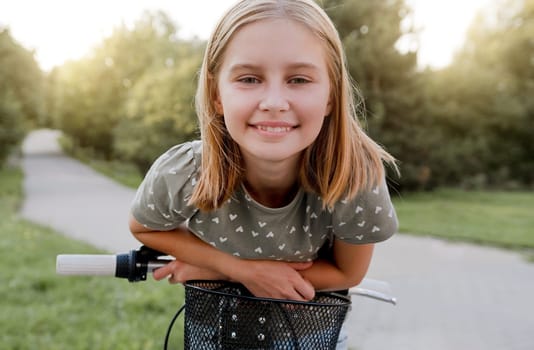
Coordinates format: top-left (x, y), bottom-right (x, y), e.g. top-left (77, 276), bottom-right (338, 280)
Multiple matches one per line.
top-left (0, 28), bottom-right (44, 166)
top-left (0, 94), bottom-right (25, 166)
top-left (323, 0), bottom-right (423, 189)
top-left (50, 11), bottom-right (203, 165)
top-left (322, 0), bottom-right (533, 191)
top-left (440, 0), bottom-right (534, 188)
top-left (113, 44), bottom-right (202, 172)
top-left (0, 28), bottom-right (45, 125)
top-left (40, 1), bottom-right (534, 190)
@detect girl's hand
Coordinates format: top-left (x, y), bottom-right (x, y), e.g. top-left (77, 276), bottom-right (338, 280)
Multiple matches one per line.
top-left (233, 260), bottom-right (315, 301)
top-left (153, 259), bottom-right (225, 283)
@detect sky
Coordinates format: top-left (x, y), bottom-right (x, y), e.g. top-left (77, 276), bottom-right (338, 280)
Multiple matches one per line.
top-left (0, 0), bottom-right (494, 72)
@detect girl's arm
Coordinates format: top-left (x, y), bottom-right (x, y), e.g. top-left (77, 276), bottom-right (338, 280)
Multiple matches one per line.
top-left (298, 240), bottom-right (374, 292)
top-left (129, 215), bottom-right (315, 301)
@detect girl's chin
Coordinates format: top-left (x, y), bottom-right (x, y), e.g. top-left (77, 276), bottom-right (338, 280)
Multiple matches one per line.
top-left (241, 144), bottom-right (305, 163)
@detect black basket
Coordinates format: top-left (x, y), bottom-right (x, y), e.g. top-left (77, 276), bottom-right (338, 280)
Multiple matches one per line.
top-left (183, 280), bottom-right (351, 350)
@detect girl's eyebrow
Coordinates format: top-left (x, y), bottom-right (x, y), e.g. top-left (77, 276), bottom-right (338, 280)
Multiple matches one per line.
top-left (287, 62), bottom-right (321, 71)
top-left (228, 63), bottom-right (260, 73)
top-left (228, 62), bottom-right (321, 73)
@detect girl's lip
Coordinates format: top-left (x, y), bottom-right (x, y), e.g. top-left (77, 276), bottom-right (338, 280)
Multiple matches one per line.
top-left (250, 121), bottom-right (296, 128)
top-left (250, 122), bottom-right (297, 134)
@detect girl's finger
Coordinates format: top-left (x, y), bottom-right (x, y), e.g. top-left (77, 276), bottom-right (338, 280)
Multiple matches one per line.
top-left (152, 263), bottom-right (173, 280)
top-left (296, 279), bottom-right (315, 301)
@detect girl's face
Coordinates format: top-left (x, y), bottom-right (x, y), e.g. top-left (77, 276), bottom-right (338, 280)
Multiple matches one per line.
top-left (215, 18), bottom-right (332, 166)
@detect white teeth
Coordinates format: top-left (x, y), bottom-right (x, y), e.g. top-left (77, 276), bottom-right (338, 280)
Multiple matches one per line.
top-left (257, 125), bottom-right (292, 133)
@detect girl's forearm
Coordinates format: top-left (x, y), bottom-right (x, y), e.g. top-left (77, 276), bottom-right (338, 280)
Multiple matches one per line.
top-left (300, 242), bottom-right (374, 292)
top-left (130, 216), bottom-right (372, 297)
top-left (298, 258), bottom-right (365, 292)
top-left (131, 224), bottom-right (243, 281)
top-left (132, 226), bottom-right (315, 300)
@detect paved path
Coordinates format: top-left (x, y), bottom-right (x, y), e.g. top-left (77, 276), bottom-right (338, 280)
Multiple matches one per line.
top-left (20, 129), bottom-right (138, 252)
top-left (20, 129), bottom-right (534, 350)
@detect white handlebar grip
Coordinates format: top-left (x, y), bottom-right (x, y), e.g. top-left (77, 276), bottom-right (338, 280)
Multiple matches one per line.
top-left (56, 254), bottom-right (117, 276)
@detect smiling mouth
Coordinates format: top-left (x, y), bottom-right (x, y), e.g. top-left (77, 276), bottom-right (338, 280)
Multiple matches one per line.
top-left (255, 125), bottom-right (294, 133)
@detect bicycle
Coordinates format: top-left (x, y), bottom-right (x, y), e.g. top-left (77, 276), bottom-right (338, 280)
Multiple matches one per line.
top-left (57, 246), bottom-right (396, 350)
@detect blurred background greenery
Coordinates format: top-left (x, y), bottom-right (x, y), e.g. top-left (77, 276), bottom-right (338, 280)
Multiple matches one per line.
top-left (2, 0), bottom-right (533, 191)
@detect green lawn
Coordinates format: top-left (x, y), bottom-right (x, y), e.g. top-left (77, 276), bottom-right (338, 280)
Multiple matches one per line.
top-left (393, 189), bottom-right (534, 252)
top-left (2, 159), bottom-right (533, 348)
top-left (0, 167), bottom-right (184, 350)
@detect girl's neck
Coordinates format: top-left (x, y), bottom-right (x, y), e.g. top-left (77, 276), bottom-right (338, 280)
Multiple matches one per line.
top-left (243, 158), bottom-right (301, 208)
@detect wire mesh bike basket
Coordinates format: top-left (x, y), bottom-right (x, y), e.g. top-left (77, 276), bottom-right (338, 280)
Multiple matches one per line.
top-left (182, 280), bottom-right (351, 350)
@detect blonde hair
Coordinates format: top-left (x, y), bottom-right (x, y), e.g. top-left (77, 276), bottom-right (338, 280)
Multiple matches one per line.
top-left (191, 0), bottom-right (397, 211)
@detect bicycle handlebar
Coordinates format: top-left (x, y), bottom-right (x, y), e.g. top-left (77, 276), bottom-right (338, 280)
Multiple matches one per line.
top-left (56, 246), bottom-right (396, 304)
top-left (56, 246), bottom-right (171, 282)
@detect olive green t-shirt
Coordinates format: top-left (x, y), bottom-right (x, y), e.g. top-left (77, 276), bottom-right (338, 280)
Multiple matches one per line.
top-left (131, 141), bottom-right (398, 262)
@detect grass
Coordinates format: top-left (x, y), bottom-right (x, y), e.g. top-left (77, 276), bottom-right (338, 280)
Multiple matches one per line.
top-left (0, 166), bottom-right (184, 350)
top-left (393, 188), bottom-right (534, 259)
top-left (2, 148), bottom-right (533, 349)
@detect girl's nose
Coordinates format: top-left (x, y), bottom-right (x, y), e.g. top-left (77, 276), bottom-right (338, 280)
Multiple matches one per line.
top-left (259, 84), bottom-right (289, 112)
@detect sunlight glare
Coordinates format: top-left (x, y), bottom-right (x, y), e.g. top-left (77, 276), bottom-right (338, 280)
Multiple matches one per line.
top-left (0, 0), bottom-right (496, 71)
top-left (405, 0), bottom-right (495, 69)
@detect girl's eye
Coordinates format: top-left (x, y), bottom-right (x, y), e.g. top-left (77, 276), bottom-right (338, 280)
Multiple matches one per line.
top-left (288, 77), bottom-right (310, 84)
top-left (238, 76), bottom-right (260, 84)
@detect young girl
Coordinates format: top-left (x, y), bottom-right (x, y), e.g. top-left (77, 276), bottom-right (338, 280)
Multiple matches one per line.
top-left (129, 0), bottom-right (398, 347)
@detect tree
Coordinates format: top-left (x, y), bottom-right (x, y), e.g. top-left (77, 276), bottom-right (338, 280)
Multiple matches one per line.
top-left (323, 0), bottom-right (423, 189)
top-left (0, 28), bottom-right (44, 166)
top-left (497, 0), bottom-right (534, 186)
top-left (450, 0), bottom-right (534, 187)
top-left (113, 48), bottom-right (203, 171)
top-left (51, 11), bottom-right (196, 159)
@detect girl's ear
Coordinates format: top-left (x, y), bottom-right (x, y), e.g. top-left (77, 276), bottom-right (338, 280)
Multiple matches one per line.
top-left (214, 97), bottom-right (224, 115)
top-left (325, 98), bottom-right (333, 117)
top-left (212, 86), bottom-right (224, 115)
top-left (209, 74), bottom-right (224, 115)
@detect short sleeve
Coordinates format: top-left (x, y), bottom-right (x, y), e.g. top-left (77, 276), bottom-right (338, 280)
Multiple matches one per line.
top-left (130, 141), bottom-right (201, 231)
top-left (332, 178), bottom-right (398, 244)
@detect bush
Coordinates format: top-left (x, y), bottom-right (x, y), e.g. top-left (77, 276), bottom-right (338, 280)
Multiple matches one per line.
top-left (0, 94), bottom-right (26, 167)
top-left (0, 28), bottom-right (44, 166)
